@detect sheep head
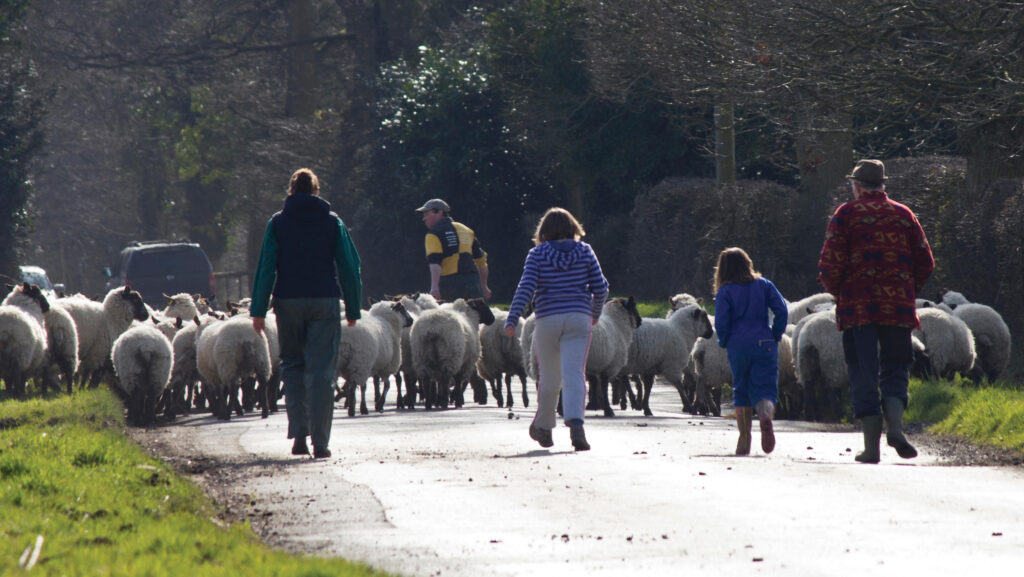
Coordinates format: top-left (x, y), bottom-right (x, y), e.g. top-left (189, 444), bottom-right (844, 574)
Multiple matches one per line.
top-left (391, 301), bottom-right (414, 328)
top-left (120, 286), bottom-right (149, 321)
top-left (466, 298), bottom-right (495, 326)
top-left (18, 282), bottom-right (51, 313)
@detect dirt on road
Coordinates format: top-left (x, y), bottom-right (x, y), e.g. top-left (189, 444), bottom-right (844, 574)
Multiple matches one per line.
top-left (128, 394), bottom-right (1024, 577)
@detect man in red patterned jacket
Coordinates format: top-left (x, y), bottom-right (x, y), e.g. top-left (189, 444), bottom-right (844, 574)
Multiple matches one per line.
top-left (817, 159), bottom-right (935, 464)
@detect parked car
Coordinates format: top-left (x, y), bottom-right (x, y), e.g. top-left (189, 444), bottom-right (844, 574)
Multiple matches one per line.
top-left (104, 240), bottom-right (215, 308)
top-left (18, 265), bottom-right (59, 301)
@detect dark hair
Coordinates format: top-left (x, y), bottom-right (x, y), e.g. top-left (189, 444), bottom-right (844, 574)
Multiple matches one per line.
top-left (713, 247), bottom-right (761, 293)
top-left (289, 168), bottom-right (320, 195)
top-left (532, 207), bottom-right (586, 245)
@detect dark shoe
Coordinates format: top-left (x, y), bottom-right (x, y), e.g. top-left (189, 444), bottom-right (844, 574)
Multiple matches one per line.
top-left (569, 425), bottom-right (590, 451)
top-left (855, 415), bottom-right (883, 464)
top-left (313, 446), bottom-right (332, 459)
top-left (291, 437), bottom-right (310, 456)
top-left (529, 424), bottom-right (554, 448)
top-left (883, 397), bottom-right (918, 459)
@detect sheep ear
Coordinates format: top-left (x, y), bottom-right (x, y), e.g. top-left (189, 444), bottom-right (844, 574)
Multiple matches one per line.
top-left (368, 296), bottom-right (378, 305)
top-left (193, 316), bottom-right (202, 326)
top-left (175, 317), bottom-right (184, 329)
top-left (696, 297), bottom-right (703, 305)
top-left (122, 285), bottom-right (132, 296)
top-left (152, 317), bottom-right (160, 325)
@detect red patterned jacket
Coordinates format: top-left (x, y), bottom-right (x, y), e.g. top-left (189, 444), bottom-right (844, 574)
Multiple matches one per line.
top-left (817, 189), bottom-right (935, 330)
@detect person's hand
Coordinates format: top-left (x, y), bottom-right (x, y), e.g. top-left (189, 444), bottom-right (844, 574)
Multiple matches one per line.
top-left (429, 287), bottom-right (441, 301)
top-left (252, 316), bottom-right (265, 334)
top-left (504, 325), bottom-right (516, 338)
top-left (482, 285), bottom-right (492, 300)
top-left (347, 319), bottom-right (357, 327)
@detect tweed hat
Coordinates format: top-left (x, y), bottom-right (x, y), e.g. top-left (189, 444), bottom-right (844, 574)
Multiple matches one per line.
top-left (846, 159), bottom-right (887, 186)
top-left (415, 198), bottom-right (451, 213)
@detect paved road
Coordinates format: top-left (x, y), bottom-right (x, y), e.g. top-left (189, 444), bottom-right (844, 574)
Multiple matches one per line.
top-left (137, 387), bottom-right (1024, 577)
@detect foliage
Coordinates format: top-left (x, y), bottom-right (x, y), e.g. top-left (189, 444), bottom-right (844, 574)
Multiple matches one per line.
top-left (0, 389), bottom-right (391, 576)
top-left (627, 177), bottom-right (808, 301)
top-left (0, 0), bottom-right (44, 281)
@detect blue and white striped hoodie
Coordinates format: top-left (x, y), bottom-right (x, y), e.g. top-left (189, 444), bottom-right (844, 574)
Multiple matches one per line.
top-left (505, 239), bottom-right (609, 329)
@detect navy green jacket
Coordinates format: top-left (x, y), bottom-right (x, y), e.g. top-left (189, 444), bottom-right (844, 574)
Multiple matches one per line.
top-left (249, 193), bottom-right (362, 321)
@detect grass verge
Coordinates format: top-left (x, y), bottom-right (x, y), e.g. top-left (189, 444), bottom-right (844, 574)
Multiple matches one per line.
top-left (908, 377), bottom-right (1024, 454)
top-left (0, 389), bottom-right (392, 576)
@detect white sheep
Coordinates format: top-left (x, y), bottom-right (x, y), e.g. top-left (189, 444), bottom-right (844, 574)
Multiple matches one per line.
top-left (477, 308), bottom-right (529, 410)
top-left (932, 292), bottom-right (1011, 383)
top-left (335, 300), bottom-right (413, 416)
top-left (111, 323), bottom-right (173, 426)
top-left (585, 297), bottom-right (642, 417)
top-left (0, 284), bottom-right (50, 398)
top-left (166, 314), bottom-right (222, 418)
top-left (519, 313), bottom-right (538, 381)
top-left (776, 333), bottom-right (800, 419)
top-left (618, 302), bottom-right (713, 416)
top-left (196, 315), bottom-right (273, 420)
top-left (787, 293), bottom-right (835, 326)
top-left (913, 307), bottom-right (976, 381)
top-left (393, 293), bottom-right (439, 409)
top-left (162, 293), bottom-right (201, 322)
top-left (43, 305), bottom-right (79, 395)
top-left (410, 298), bottom-right (495, 409)
top-left (950, 303), bottom-right (1011, 383)
top-left (223, 306), bottom-right (281, 415)
top-left (52, 286), bottom-right (149, 389)
top-left (792, 308), bottom-right (848, 422)
top-left (682, 324), bottom-right (730, 417)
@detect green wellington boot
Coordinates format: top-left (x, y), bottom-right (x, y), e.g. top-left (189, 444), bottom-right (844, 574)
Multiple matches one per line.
top-left (855, 415), bottom-right (883, 464)
top-left (883, 397), bottom-right (918, 459)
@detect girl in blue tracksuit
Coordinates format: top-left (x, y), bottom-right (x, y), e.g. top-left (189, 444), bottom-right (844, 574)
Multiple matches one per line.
top-left (713, 247), bottom-right (788, 455)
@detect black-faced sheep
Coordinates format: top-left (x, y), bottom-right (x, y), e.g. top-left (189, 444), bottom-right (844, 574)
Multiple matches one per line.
top-left (933, 293), bottom-right (1011, 383)
top-left (43, 305), bottom-right (79, 395)
top-left (618, 302), bottom-right (713, 416)
top-left (111, 323), bottom-right (173, 426)
top-left (196, 315), bottom-right (273, 420)
top-left (0, 283), bottom-right (50, 398)
top-left (585, 297), bottom-right (642, 417)
top-left (410, 298), bottom-right (495, 409)
top-left (393, 293), bottom-right (439, 409)
top-left (336, 300), bottom-right (413, 416)
top-left (478, 308), bottom-right (529, 410)
top-left (913, 307), bottom-right (976, 381)
top-left (792, 308), bottom-right (848, 422)
top-left (787, 293), bottom-right (835, 326)
top-left (52, 286), bottom-right (149, 388)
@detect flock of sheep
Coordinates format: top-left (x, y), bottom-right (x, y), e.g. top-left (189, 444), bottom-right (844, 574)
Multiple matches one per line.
top-left (0, 281), bottom-right (1011, 427)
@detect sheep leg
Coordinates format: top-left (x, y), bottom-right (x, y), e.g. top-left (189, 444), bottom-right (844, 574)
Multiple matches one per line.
top-left (490, 377), bottom-right (505, 408)
top-left (641, 374), bottom-right (657, 416)
top-left (503, 373), bottom-right (515, 409)
top-left (143, 390), bottom-right (158, 427)
top-left (403, 377), bottom-right (418, 410)
top-left (346, 380), bottom-right (358, 417)
top-left (596, 375), bottom-right (615, 417)
top-left (393, 372), bottom-right (404, 409)
top-left (469, 374), bottom-right (486, 405)
top-left (518, 372), bottom-right (529, 408)
top-left (360, 382), bottom-right (369, 415)
top-left (375, 376), bottom-right (389, 413)
top-left (241, 376), bottom-right (257, 413)
top-left (256, 376), bottom-right (271, 419)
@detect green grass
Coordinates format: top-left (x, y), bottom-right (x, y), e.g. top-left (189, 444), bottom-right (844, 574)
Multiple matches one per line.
top-left (0, 389), bottom-right (392, 577)
top-left (908, 377), bottom-right (1024, 454)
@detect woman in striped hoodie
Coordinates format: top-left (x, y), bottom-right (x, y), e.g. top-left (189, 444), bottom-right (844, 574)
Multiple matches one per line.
top-left (505, 208), bottom-right (609, 451)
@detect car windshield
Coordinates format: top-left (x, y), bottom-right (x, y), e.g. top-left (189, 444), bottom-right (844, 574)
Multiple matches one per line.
top-left (20, 269), bottom-right (53, 290)
top-left (128, 248), bottom-right (210, 275)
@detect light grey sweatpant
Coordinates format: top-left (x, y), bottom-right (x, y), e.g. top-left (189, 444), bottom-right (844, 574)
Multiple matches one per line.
top-left (532, 312), bottom-right (592, 430)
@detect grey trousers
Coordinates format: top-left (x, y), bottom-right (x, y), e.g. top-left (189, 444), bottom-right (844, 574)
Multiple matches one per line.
top-left (274, 298), bottom-right (342, 449)
top-left (532, 312), bottom-right (592, 430)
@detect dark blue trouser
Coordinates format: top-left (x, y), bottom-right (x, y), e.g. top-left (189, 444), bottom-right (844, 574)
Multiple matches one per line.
top-left (274, 298), bottom-right (341, 449)
top-left (727, 340), bottom-right (779, 408)
top-left (842, 324), bottom-right (913, 419)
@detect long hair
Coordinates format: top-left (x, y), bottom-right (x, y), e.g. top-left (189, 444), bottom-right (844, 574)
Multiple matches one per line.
top-left (532, 207), bottom-right (586, 246)
top-left (288, 168), bottom-right (320, 195)
top-left (713, 247), bottom-right (761, 293)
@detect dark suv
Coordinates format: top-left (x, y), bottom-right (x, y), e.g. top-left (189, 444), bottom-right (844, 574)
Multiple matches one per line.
top-left (105, 241), bottom-right (215, 307)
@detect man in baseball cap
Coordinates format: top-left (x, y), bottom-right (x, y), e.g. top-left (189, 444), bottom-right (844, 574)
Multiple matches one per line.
top-left (416, 198), bottom-right (491, 303)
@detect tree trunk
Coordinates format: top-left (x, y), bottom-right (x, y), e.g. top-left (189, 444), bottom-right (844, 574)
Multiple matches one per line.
top-left (715, 102), bottom-right (736, 187)
top-left (286, 0), bottom-right (317, 121)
